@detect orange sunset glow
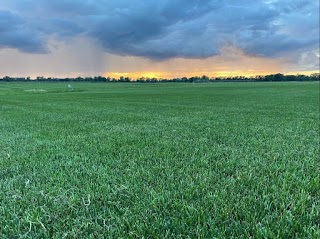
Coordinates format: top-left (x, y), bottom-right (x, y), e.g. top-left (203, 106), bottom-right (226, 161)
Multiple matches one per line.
top-left (103, 46), bottom-right (302, 79)
top-left (106, 71), bottom-right (165, 79)
top-left (105, 70), bottom-right (320, 79)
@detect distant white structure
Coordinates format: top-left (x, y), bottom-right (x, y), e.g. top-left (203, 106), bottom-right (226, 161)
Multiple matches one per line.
top-left (67, 84), bottom-right (73, 91)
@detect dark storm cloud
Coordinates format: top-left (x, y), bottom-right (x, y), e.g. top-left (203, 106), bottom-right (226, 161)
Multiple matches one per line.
top-left (0, 0), bottom-right (318, 59)
top-left (0, 10), bottom-right (46, 53)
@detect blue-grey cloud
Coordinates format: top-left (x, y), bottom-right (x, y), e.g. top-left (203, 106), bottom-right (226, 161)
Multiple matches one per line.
top-left (0, 10), bottom-right (47, 53)
top-left (0, 0), bottom-right (319, 60)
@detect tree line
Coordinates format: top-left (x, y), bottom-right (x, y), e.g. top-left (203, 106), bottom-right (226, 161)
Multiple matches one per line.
top-left (0, 73), bottom-right (319, 83)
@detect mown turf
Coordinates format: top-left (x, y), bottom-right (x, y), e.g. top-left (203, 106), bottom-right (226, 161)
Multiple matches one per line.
top-left (0, 82), bottom-right (319, 238)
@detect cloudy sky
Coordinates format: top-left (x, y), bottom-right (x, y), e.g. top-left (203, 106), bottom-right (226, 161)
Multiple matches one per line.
top-left (0, 0), bottom-right (319, 78)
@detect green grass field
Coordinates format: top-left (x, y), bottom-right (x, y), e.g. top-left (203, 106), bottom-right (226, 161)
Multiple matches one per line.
top-left (0, 82), bottom-right (319, 238)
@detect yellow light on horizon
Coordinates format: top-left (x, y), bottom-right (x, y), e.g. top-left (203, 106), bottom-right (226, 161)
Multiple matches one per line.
top-left (105, 71), bottom-right (165, 79)
top-left (104, 69), bottom-right (319, 79)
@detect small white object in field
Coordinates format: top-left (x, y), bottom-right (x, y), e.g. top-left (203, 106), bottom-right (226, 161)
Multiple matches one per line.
top-left (68, 84), bottom-right (73, 91)
top-left (24, 89), bottom-right (47, 92)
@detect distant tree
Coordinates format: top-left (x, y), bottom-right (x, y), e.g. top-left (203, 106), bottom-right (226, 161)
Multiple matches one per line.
top-left (137, 77), bottom-right (146, 83)
top-left (201, 75), bottom-right (209, 82)
top-left (310, 73), bottom-right (320, 81)
top-left (36, 76), bottom-right (45, 81)
top-left (94, 76), bottom-right (107, 82)
top-left (274, 73), bottom-right (284, 81)
top-left (264, 74), bottom-right (274, 81)
top-left (310, 73), bottom-right (320, 77)
top-left (181, 77), bottom-right (188, 82)
top-left (3, 76), bottom-right (13, 81)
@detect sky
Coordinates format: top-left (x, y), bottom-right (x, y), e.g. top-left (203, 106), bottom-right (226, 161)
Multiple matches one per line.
top-left (0, 0), bottom-right (319, 78)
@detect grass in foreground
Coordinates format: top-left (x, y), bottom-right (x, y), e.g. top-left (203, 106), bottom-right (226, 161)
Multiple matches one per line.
top-left (0, 82), bottom-right (319, 238)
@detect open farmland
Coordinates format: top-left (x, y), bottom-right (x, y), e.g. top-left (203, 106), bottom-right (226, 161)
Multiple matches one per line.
top-left (0, 82), bottom-right (319, 238)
